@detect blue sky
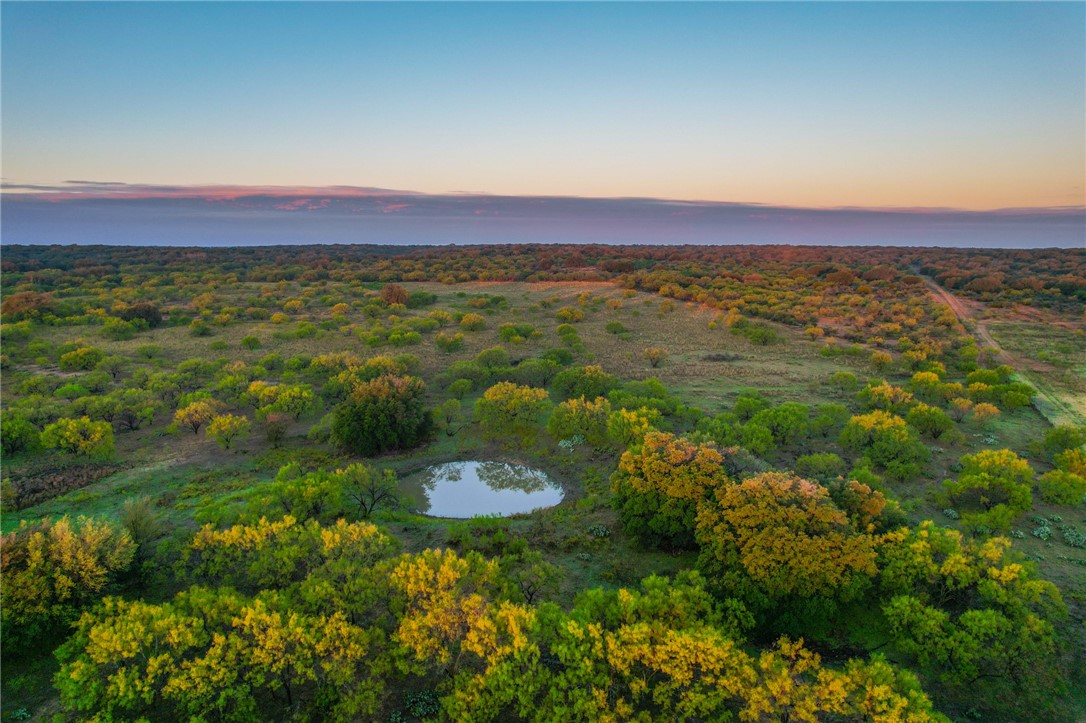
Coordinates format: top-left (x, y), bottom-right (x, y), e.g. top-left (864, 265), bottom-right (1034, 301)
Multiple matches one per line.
top-left (2, 2), bottom-right (1083, 246)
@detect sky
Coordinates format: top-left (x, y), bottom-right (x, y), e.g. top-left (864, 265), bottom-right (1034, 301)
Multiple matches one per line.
top-left (2, 2), bottom-right (1084, 247)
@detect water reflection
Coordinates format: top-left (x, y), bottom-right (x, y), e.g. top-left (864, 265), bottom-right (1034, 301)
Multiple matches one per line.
top-left (405, 461), bottom-right (563, 518)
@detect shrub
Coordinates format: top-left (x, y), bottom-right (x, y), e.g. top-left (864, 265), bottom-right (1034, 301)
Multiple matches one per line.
top-left (643, 347), bottom-right (669, 368)
top-left (1037, 469), bottom-right (1086, 506)
top-left (905, 403), bottom-right (954, 439)
top-left (1, 516), bottom-right (135, 645)
top-left (794, 452), bottom-right (847, 482)
top-left (548, 396), bottom-right (611, 446)
top-left (331, 375), bottom-right (431, 456)
top-left (459, 313), bottom-right (486, 331)
top-left (59, 347), bottom-right (104, 371)
top-left (840, 411), bottom-right (929, 481)
top-left (611, 432), bottom-right (725, 549)
top-left (40, 417), bottom-right (114, 460)
top-left (475, 382), bottom-right (550, 442)
top-left (475, 346), bottom-right (511, 370)
top-left (943, 449), bottom-right (1033, 530)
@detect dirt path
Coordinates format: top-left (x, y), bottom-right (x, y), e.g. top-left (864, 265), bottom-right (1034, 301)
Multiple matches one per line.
top-left (922, 277), bottom-right (1082, 426)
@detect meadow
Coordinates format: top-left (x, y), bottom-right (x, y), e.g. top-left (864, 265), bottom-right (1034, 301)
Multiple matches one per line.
top-left (2, 243), bottom-right (1084, 722)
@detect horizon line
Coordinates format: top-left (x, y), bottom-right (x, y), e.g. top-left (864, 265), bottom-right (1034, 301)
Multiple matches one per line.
top-left (3, 180), bottom-right (1083, 217)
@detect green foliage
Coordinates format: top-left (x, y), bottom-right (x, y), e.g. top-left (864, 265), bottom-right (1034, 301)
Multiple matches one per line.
top-left (40, 416), bottom-right (115, 459)
top-left (475, 382), bottom-right (550, 442)
top-left (879, 522), bottom-right (1066, 707)
top-left (1, 407), bottom-right (39, 456)
top-left (840, 411), bottom-right (929, 481)
top-left (552, 365), bottom-right (619, 400)
top-left (1038, 424), bottom-right (1086, 462)
top-left (1037, 469), bottom-right (1086, 506)
top-left (58, 346), bottom-right (104, 371)
top-left (794, 452), bottom-right (846, 482)
top-left (905, 403), bottom-right (955, 439)
top-left (611, 432), bottom-right (725, 549)
top-left (1, 516), bottom-right (135, 645)
top-left (942, 449), bottom-right (1033, 531)
top-left (331, 375), bottom-right (431, 456)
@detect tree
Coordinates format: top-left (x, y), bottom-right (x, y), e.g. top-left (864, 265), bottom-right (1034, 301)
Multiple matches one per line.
top-left (695, 472), bottom-right (878, 609)
top-left (1, 516), bottom-right (135, 645)
top-left (1038, 424), bottom-right (1086, 462)
top-left (331, 375), bottom-right (431, 456)
top-left (174, 400), bottom-right (220, 434)
top-left (643, 347), bottom-right (669, 368)
top-left (839, 411), bottom-right (929, 480)
top-left (59, 346), bottom-right (104, 371)
top-left (207, 413), bottom-right (250, 450)
top-left (340, 463), bottom-right (400, 518)
top-left (1037, 469), bottom-right (1086, 506)
top-left (611, 432), bottom-right (725, 549)
top-left (547, 396), bottom-right (611, 446)
top-left (942, 449), bottom-right (1033, 530)
top-left (40, 416), bottom-right (114, 459)
top-left (54, 587), bottom-right (386, 722)
top-left (878, 522), bottom-right (1065, 707)
top-left (475, 382), bottom-right (550, 443)
top-left (1, 407), bottom-right (39, 456)
top-left (905, 402), bottom-right (954, 439)
top-left (95, 355), bottom-right (128, 381)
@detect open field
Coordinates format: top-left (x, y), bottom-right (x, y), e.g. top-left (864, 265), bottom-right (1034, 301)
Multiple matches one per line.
top-left (2, 245), bottom-right (1085, 722)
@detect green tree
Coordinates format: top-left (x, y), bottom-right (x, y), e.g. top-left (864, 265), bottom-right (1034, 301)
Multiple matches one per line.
top-left (331, 375), bottom-right (431, 456)
top-left (942, 448), bottom-right (1033, 530)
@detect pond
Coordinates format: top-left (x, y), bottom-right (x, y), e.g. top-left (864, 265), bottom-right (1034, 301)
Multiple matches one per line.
top-left (403, 461), bottom-right (563, 518)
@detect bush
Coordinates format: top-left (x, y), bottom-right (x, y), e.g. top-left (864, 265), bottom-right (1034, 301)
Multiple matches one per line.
top-left (794, 452), bottom-right (847, 482)
top-left (40, 417), bottom-right (114, 460)
top-left (611, 432), bottom-right (725, 549)
top-left (207, 414), bottom-right (251, 450)
top-left (59, 347), bottom-right (104, 371)
top-left (1, 516), bottom-right (135, 645)
top-left (1, 408), bottom-right (39, 456)
top-left (459, 313), bottom-right (486, 331)
top-left (553, 365), bottom-right (620, 400)
top-left (331, 375), bottom-right (431, 456)
top-left (943, 449), bottom-right (1033, 530)
top-left (840, 411), bottom-right (929, 481)
top-left (475, 346), bottom-right (510, 370)
top-left (475, 382), bottom-right (550, 442)
top-left (1037, 469), bottom-right (1086, 506)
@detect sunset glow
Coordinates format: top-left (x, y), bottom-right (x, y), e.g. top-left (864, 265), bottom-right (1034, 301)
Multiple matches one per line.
top-left (3, 2), bottom-right (1083, 218)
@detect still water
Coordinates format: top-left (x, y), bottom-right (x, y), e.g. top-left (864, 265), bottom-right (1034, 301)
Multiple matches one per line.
top-left (404, 461), bottom-right (563, 518)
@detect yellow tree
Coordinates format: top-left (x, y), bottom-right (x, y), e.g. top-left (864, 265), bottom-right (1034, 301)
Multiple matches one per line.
top-left (695, 472), bottom-right (878, 609)
top-left (1, 516), bottom-right (135, 644)
top-left (611, 431), bottom-right (725, 549)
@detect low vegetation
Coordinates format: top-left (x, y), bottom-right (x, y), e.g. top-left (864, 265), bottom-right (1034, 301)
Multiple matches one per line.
top-left (2, 243), bottom-right (1084, 721)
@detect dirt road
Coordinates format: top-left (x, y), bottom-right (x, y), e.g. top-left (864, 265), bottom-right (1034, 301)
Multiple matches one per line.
top-left (922, 277), bottom-right (1081, 426)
